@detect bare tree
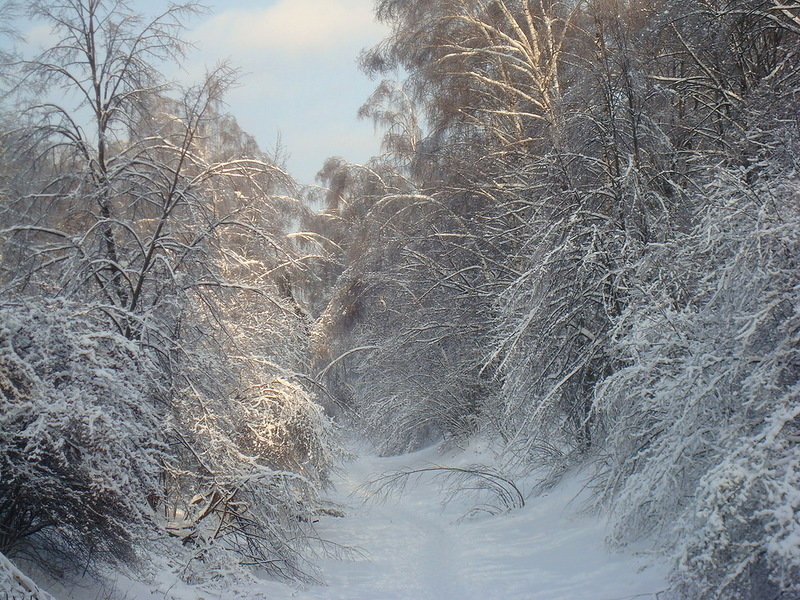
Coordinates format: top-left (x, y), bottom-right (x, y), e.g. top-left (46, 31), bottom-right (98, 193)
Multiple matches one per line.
top-left (0, 0), bottom-right (336, 584)
top-left (5, 0), bottom-right (201, 304)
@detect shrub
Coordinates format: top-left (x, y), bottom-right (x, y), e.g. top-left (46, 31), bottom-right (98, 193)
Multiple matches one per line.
top-left (0, 300), bottom-right (164, 572)
top-left (593, 168), bottom-right (800, 599)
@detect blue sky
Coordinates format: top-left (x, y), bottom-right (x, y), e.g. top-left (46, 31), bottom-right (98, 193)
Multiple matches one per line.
top-left (15, 0), bottom-right (391, 184)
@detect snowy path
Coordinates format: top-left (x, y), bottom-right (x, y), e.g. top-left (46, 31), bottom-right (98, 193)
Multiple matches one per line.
top-left (67, 442), bottom-right (667, 599)
top-left (253, 442), bottom-right (668, 600)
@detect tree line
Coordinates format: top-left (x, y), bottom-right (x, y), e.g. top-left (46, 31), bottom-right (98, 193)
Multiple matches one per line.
top-left (304, 1), bottom-right (800, 598)
top-left (1, 0), bottom-right (336, 586)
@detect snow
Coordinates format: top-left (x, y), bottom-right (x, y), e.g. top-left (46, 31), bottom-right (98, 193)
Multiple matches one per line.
top-left (40, 439), bottom-right (667, 600)
top-left (274, 441), bottom-right (668, 600)
top-left (1, 551), bottom-right (57, 600)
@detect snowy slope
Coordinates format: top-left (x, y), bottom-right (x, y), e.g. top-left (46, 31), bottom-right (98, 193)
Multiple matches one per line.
top-left (38, 441), bottom-right (667, 600)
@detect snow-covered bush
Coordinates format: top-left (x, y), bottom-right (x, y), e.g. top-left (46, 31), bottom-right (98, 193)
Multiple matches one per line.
top-left (592, 167), bottom-right (800, 599)
top-left (156, 285), bottom-right (338, 583)
top-left (0, 300), bottom-right (164, 572)
top-left (314, 226), bottom-right (494, 456)
top-left (230, 379), bottom-right (337, 483)
top-left (162, 378), bottom-right (336, 583)
top-left (491, 208), bottom-right (622, 463)
top-left (305, 158), bottom-right (497, 455)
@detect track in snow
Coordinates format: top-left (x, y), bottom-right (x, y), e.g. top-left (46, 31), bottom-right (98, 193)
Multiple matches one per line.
top-left (260, 442), bottom-right (668, 600)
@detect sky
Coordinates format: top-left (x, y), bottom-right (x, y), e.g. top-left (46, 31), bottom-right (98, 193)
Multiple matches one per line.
top-left (180, 0), bottom-right (391, 184)
top-left (14, 0), bottom-right (392, 185)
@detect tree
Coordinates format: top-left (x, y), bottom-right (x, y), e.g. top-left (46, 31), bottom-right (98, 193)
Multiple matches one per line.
top-left (592, 161), bottom-right (800, 600)
top-left (0, 0), bottom-right (336, 583)
top-left (4, 0), bottom-right (201, 305)
top-left (316, 1), bottom-right (800, 596)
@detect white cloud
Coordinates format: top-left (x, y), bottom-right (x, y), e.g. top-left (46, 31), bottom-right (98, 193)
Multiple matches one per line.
top-left (194, 0), bottom-right (387, 56)
top-left (22, 24), bottom-right (57, 51)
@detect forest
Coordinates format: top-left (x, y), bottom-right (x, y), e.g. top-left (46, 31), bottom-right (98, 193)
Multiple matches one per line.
top-left (0, 1), bottom-right (798, 599)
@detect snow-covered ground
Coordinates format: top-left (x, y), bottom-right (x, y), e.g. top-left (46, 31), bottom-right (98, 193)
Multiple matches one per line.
top-left (1, 551), bottom-right (57, 600)
top-left (39, 441), bottom-right (667, 600)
